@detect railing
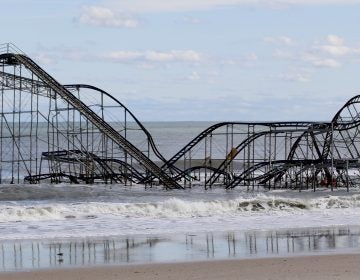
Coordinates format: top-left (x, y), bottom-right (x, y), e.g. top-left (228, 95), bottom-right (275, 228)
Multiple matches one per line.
top-left (0, 43), bottom-right (25, 55)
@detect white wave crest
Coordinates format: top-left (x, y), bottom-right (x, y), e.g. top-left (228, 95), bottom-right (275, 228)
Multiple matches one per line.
top-left (1, 194), bottom-right (360, 223)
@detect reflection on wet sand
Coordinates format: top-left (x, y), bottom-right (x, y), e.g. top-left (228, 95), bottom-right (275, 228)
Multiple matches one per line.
top-left (1, 227), bottom-right (359, 272)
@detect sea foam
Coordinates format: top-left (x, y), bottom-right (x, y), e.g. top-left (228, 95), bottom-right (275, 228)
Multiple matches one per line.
top-left (1, 194), bottom-right (360, 223)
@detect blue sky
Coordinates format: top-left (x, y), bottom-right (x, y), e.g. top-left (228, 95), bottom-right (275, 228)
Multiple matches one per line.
top-left (2, 0), bottom-right (360, 121)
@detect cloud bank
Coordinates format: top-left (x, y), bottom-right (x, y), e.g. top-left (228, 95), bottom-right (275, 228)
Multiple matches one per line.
top-left (99, 50), bottom-right (203, 63)
top-left (99, 0), bottom-right (360, 13)
top-left (79, 6), bottom-right (138, 28)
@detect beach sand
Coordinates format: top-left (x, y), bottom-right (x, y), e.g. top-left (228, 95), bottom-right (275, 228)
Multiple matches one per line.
top-left (1, 253), bottom-right (359, 280)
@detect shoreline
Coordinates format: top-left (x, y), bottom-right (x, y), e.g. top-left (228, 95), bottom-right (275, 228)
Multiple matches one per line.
top-left (1, 253), bottom-right (360, 280)
top-left (0, 226), bottom-right (360, 272)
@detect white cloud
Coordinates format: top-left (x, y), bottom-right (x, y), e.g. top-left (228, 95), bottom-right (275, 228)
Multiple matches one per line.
top-left (244, 52), bottom-right (258, 61)
top-left (320, 45), bottom-right (351, 56)
top-left (264, 36), bottom-right (296, 46)
top-left (221, 53), bottom-right (258, 66)
top-left (315, 34), bottom-right (352, 56)
top-left (100, 0), bottom-right (360, 13)
top-left (100, 51), bottom-right (142, 61)
top-left (103, 0), bottom-right (242, 13)
top-left (99, 50), bottom-right (203, 63)
top-left (303, 53), bottom-right (341, 68)
top-left (30, 47), bottom-right (203, 66)
top-left (312, 58), bottom-right (341, 68)
top-left (79, 6), bottom-right (138, 28)
top-left (275, 72), bottom-right (310, 83)
top-left (326, 34), bottom-right (344, 46)
top-left (272, 49), bottom-right (294, 59)
top-left (183, 15), bottom-right (201, 24)
top-left (187, 71), bottom-right (201, 80)
top-left (271, 34), bottom-right (360, 69)
top-left (300, 34), bottom-right (360, 69)
top-left (147, 50), bottom-right (202, 62)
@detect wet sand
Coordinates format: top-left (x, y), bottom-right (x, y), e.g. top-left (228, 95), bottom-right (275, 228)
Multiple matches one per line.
top-left (1, 253), bottom-right (360, 280)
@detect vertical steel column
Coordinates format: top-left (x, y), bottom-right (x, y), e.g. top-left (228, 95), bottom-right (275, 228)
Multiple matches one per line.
top-left (268, 127), bottom-right (272, 190)
top-left (17, 65), bottom-right (22, 183)
top-left (252, 125), bottom-right (255, 190)
top-left (225, 124), bottom-right (229, 185)
top-left (0, 62), bottom-right (4, 184)
top-left (312, 164), bottom-right (316, 192)
top-left (346, 160), bottom-right (349, 192)
top-left (273, 126), bottom-right (276, 189)
top-left (299, 163), bottom-right (303, 192)
top-left (209, 132), bottom-right (213, 189)
top-left (247, 125), bottom-right (251, 191)
top-left (35, 81), bottom-right (39, 178)
top-left (231, 124), bottom-right (234, 180)
top-left (11, 65), bottom-right (16, 183)
top-left (204, 135), bottom-right (208, 190)
top-left (29, 72), bottom-right (34, 179)
top-left (66, 96), bottom-right (71, 178)
top-left (331, 122), bottom-right (334, 192)
top-left (124, 108), bottom-right (128, 186)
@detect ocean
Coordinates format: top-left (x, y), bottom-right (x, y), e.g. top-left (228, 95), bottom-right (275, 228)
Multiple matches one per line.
top-left (1, 122), bottom-right (360, 271)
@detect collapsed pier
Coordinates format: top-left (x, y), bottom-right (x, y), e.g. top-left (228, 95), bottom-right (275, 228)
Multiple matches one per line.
top-left (1, 43), bottom-right (360, 190)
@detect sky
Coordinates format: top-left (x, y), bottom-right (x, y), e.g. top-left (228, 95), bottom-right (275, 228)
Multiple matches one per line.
top-left (2, 0), bottom-right (360, 121)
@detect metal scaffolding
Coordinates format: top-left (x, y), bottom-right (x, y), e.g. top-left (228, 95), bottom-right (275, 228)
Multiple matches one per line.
top-left (0, 43), bottom-right (179, 188)
top-left (1, 43), bottom-right (360, 190)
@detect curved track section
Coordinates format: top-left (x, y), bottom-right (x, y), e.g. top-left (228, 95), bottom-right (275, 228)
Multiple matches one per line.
top-left (283, 95), bottom-right (360, 188)
top-left (167, 95), bottom-right (360, 189)
top-left (2, 43), bottom-right (360, 190)
top-left (0, 44), bottom-right (180, 188)
top-left (205, 123), bottom-right (314, 186)
top-left (25, 150), bottom-right (145, 183)
top-left (166, 122), bottom-right (318, 188)
top-left (64, 84), bottom-right (170, 166)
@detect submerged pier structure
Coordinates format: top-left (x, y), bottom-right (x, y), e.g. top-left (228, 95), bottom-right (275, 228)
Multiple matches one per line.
top-left (1, 43), bottom-right (360, 190)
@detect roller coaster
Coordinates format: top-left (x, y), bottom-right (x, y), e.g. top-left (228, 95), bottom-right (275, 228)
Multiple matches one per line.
top-left (1, 43), bottom-right (360, 190)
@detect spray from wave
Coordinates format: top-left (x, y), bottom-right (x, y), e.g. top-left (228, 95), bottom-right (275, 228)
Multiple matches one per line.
top-left (1, 194), bottom-right (360, 222)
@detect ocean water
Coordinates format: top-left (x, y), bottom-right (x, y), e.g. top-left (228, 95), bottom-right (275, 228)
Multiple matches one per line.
top-left (1, 122), bottom-right (360, 271)
top-left (1, 184), bottom-right (360, 240)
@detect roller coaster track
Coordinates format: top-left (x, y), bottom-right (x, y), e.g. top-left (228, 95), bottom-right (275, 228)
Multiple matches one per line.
top-left (0, 72), bottom-right (175, 170)
top-left (205, 123), bottom-right (316, 187)
top-left (271, 123), bottom-right (331, 184)
top-left (226, 159), bottom-right (319, 189)
top-left (206, 130), bottom-right (271, 186)
top-left (172, 165), bottom-right (231, 181)
top-left (33, 149), bottom-right (145, 183)
top-left (39, 149), bottom-right (123, 183)
top-left (321, 95), bottom-right (360, 160)
top-left (284, 98), bottom-right (360, 184)
top-left (157, 121), bottom-right (322, 188)
top-left (140, 122), bottom-right (241, 183)
top-left (162, 122), bottom-right (236, 171)
top-left (2, 43), bottom-right (360, 190)
top-left (0, 52), bottom-right (181, 189)
top-left (64, 84), bottom-right (175, 169)
top-left (166, 121), bottom-right (318, 172)
top-left (101, 158), bottom-right (145, 181)
top-left (0, 70), bottom-right (53, 97)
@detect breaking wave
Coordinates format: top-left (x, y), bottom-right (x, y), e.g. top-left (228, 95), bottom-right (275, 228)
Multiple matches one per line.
top-left (1, 194), bottom-right (360, 222)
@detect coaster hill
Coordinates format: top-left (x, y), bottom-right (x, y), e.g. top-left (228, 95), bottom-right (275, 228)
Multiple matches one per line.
top-left (1, 43), bottom-right (360, 190)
